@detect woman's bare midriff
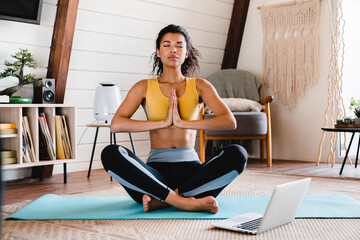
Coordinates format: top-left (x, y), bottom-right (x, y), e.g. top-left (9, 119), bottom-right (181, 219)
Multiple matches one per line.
top-left (149, 128), bottom-right (197, 149)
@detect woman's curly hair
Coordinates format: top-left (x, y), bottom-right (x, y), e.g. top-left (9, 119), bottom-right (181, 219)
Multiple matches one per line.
top-left (151, 24), bottom-right (201, 77)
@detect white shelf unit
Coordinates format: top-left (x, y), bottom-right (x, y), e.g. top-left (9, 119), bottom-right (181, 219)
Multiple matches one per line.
top-left (1, 104), bottom-right (77, 182)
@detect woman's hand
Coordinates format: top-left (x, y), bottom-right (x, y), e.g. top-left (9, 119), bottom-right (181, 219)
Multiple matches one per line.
top-left (171, 89), bottom-right (183, 128)
top-left (164, 90), bottom-right (174, 128)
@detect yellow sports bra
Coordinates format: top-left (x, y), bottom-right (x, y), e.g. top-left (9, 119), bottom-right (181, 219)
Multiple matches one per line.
top-left (144, 78), bottom-right (199, 125)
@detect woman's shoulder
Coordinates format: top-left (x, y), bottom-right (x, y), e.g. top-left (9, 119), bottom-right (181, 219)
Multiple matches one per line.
top-left (129, 79), bottom-right (149, 95)
top-left (194, 77), bottom-right (217, 97)
top-left (131, 79), bottom-right (145, 88)
top-left (195, 77), bottom-right (213, 89)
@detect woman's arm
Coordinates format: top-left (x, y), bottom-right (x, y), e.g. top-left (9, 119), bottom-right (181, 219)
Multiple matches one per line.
top-left (172, 78), bottom-right (236, 130)
top-left (110, 80), bottom-right (173, 133)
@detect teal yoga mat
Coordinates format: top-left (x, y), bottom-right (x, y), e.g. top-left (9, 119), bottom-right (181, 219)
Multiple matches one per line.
top-left (6, 194), bottom-right (360, 220)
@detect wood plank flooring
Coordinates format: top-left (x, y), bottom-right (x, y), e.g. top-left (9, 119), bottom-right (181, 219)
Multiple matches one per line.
top-left (3, 159), bottom-right (360, 205)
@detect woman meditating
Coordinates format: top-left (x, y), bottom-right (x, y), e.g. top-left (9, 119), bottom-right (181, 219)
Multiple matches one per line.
top-left (101, 24), bottom-right (247, 213)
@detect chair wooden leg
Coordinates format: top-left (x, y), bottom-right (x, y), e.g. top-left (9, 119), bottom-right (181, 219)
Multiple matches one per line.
top-left (260, 139), bottom-right (265, 161)
top-left (199, 130), bottom-right (205, 164)
top-left (266, 135), bottom-right (272, 167)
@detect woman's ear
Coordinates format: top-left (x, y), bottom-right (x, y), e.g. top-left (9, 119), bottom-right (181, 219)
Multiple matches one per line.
top-left (156, 49), bottom-right (160, 58)
top-left (185, 52), bottom-right (188, 59)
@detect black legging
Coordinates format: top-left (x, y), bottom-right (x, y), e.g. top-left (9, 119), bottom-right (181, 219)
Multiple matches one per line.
top-left (101, 144), bottom-right (247, 203)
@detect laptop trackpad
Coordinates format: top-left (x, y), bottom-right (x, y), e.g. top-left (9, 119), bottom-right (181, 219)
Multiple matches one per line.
top-left (228, 213), bottom-right (263, 224)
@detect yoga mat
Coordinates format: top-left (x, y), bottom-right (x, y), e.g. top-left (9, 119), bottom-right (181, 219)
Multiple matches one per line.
top-left (6, 194), bottom-right (360, 220)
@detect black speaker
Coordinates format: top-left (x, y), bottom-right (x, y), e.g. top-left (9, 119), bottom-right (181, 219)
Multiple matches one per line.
top-left (34, 78), bottom-right (56, 103)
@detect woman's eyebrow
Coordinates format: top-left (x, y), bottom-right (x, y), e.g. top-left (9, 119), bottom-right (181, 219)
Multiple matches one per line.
top-left (161, 40), bottom-right (184, 44)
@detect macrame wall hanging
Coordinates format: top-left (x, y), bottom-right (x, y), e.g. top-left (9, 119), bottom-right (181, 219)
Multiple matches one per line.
top-left (259, 0), bottom-right (321, 109)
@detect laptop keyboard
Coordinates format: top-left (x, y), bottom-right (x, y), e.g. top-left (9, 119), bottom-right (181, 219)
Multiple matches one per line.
top-left (235, 217), bottom-right (263, 231)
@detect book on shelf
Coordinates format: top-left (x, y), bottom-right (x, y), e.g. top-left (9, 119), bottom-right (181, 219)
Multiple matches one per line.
top-left (0, 150), bottom-right (17, 165)
top-left (38, 125), bottom-right (50, 160)
top-left (62, 115), bottom-right (73, 158)
top-left (39, 113), bottom-right (56, 160)
top-left (0, 123), bottom-right (17, 137)
top-left (2, 157), bottom-right (17, 165)
top-left (55, 115), bottom-right (73, 159)
top-left (22, 128), bottom-right (31, 163)
top-left (0, 128), bottom-right (18, 135)
top-left (55, 116), bottom-right (65, 159)
top-left (0, 123), bottom-right (16, 129)
top-left (22, 116), bottom-right (37, 162)
top-left (0, 150), bottom-right (16, 158)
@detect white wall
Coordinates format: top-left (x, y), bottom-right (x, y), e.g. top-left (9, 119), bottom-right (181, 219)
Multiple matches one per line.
top-left (62, 0), bottom-right (234, 173)
top-left (1, 0), bottom-right (235, 179)
top-left (238, 0), bottom-right (337, 163)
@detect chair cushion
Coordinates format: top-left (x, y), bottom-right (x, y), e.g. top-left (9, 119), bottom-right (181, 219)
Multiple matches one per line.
top-left (205, 98), bottom-right (264, 113)
top-left (204, 112), bottom-right (267, 136)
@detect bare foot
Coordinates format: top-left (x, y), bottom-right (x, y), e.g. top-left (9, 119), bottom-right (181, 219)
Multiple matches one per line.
top-left (165, 191), bottom-right (219, 214)
top-left (180, 196), bottom-right (219, 213)
top-left (142, 194), bottom-right (169, 212)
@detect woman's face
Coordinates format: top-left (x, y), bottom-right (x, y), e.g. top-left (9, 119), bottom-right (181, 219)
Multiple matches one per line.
top-left (157, 33), bottom-right (188, 69)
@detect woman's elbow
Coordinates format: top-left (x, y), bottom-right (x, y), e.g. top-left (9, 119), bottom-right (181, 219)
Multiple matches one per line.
top-left (228, 115), bottom-right (237, 129)
top-left (110, 118), bottom-right (121, 133)
top-left (230, 119), bottom-right (237, 129)
top-left (110, 123), bottom-right (117, 133)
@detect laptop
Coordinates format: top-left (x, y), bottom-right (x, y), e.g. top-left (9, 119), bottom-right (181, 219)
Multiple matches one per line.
top-left (212, 178), bottom-right (311, 234)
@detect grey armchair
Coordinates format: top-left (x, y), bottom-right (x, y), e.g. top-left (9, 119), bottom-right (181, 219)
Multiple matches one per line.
top-left (199, 69), bottom-right (273, 166)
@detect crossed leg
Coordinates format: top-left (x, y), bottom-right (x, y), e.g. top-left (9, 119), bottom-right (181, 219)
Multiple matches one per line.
top-left (101, 144), bottom-right (247, 213)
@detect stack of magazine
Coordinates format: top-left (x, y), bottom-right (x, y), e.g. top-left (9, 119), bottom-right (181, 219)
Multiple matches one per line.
top-left (55, 115), bottom-right (72, 159)
top-left (0, 123), bottom-right (18, 165)
top-left (0, 122), bottom-right (17, 137)
top-left (22, 116), bottom-right (37, 163)
top-left (39, 113), bottom-right (56, 160)
top-left (1, 150), bottom-right (17, 165)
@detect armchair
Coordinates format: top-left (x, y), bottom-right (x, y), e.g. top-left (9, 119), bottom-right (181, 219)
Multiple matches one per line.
top-left (199, 69), bottom-right (273, 166)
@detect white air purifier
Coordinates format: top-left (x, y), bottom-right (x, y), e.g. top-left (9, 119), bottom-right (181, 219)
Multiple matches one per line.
top-left (93, 82), bottom-right (122, 123)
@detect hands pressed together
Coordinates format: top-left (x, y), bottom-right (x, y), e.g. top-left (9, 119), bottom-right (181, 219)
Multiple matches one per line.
top-left (164, 89), bottom-right (183, 128)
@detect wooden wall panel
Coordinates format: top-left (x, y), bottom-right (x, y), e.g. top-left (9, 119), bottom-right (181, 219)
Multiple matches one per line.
top-left (139, 0), bottom-right (233, 17)
top-left (216, 0), bottom-right (233, 4)
top-left (66, 71), bottom-right (147, 91)
top-left (72, 31), bottom-right (154, 57)
top-left (0, 43), bottom-right (50, 68)
top-left (78, 0), bottom-right (231, 34)
top-left (68, 51), bottom-right (151, 74)
top-left (222, 0), bottom-right (250, 69)
top-left (47, 0), bottom-right (79, 103)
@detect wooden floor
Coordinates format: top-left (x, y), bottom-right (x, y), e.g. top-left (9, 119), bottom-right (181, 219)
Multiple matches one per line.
top-left (3, 159), bottom-right (360, 205)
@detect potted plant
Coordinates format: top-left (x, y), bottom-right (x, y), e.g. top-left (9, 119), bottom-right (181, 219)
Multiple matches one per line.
top-left (349, 97), bottom-right (360, 125)
top-left (0, 49), bottom-right (43, 97)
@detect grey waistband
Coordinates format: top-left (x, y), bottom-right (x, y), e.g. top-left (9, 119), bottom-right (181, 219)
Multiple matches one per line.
top-left (147, 148), bottom-right (200, 164)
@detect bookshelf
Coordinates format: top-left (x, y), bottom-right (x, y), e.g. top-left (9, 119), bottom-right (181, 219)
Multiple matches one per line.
top-left (0, 104), bottom-right (77, 182)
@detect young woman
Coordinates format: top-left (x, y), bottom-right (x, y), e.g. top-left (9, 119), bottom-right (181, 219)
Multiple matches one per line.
top-left (101, 24), bottom-right (247, 213)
